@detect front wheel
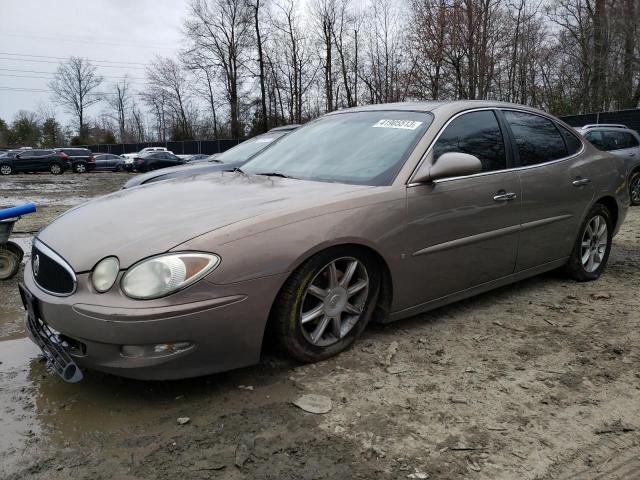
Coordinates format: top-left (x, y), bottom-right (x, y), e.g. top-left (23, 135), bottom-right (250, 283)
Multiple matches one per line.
top-left (49, 163), bottom-right (62, 175)
top-left (629, 172), bottom-right (640, 206)
top-left (271, 247), bottom-right (380, 363)
top-left (0, 164), bottom-right (12, 175)
top-left (563, 203), bottom-right (613, 282)
top-left (74, 163), bottom-right (87, 173)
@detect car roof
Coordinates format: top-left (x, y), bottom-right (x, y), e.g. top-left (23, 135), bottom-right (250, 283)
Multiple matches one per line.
top-left (327, 100), bottom-right (554, 118)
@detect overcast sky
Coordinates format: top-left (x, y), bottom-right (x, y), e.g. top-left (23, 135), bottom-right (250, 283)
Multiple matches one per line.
top-left (1, 0), bottom-right (187, 124)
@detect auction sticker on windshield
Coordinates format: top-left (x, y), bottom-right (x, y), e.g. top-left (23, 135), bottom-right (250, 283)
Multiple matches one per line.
top-left (373, 119), bottom-right (423, 130)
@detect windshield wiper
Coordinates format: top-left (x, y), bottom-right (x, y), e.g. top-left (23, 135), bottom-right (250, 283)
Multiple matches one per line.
top-left (225, 167), bottom-right (246, 174)
top-left (255, 172), bottom-right (295, 179)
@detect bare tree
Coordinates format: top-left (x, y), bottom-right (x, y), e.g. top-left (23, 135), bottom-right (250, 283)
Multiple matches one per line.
top-left (184, 0), bottom-right (252, 138)
top-left (49, 57), bottom-right (103, 138)
top-left (146, 56), bottom-right (194, 140)
top-left (106, 77), bottom-right (132, 142)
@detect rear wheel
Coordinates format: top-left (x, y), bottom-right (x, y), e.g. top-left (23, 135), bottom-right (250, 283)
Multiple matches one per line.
top-left (49, 163), bottom-right (62, 175)
top-left (0, 246), bottom-right (20, 280)
top-left (0, 164), bottom-right (12, 175)
top-left (563, 203), bottom-right (612, 281)
top-left (629, 172), bottom-right (640, 206)
top-left (271, 247), bottom-right (380, 363)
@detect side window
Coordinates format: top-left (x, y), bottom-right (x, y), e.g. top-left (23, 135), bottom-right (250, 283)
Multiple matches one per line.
top-left (433, 110), bottom-right (506, 172)
top-left (594, 131), bottom-right (626, 151)
top-left (610, 131), bottom-right (639, 150)
top-left (584, 131), bottom-right (607, 150)
top-left (504, 111), bottom-right (567, 166)
top-left (557, 124), bottom-right (582, 155)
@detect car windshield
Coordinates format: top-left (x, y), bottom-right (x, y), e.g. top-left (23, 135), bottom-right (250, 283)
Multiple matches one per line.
top-left (216, 132), bottom-right (285, 163)
top-left (243, 111), bottom-right (432, 185)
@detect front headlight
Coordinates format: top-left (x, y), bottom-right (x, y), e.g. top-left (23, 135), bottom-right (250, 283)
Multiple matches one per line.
top-left (92, 256), bottom-right (120, 293)
top-left (121, 252), bottom-right (220, 300)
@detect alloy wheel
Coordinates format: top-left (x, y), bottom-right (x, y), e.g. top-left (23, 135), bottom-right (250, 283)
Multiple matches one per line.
top-left (0, 165), bottom-right (11, 175)
top-left (50, 164), bottom-right (61, 175)
top-left (299, 257), bottom-right (369, 347)
top-left (76, 163), bottom-right (86, 173)
top-left (580, 215), bottom-right (608, 273)
top-left (630, 176), bottom-right (640, 205)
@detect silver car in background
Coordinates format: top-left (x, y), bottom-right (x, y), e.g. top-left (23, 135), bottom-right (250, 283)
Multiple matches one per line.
top-left (576, 124), bottom-right (640, 205)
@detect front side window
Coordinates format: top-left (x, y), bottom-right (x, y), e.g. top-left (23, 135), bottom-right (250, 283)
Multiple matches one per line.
top-left (433, 110), bottom-right (506, 172)
top-left (584, 131), bottom-right (608, 150)
top-left (504, 111), bottom-right (567, 166)
top-left (244, 111), bottom-right (433, 185)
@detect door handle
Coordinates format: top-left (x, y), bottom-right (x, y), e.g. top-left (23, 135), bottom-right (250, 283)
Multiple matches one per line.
top-left (493, 192), bottom-right (517, 202)
top-left (628, 153), bottom-right (636, 157)
top-left (572, 178), bottom-right (591, 187)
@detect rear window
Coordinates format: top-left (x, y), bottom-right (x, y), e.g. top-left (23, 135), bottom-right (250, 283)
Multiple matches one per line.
top-left (504, 110), bottom-right (568, 166)
top-left (557, 124), bottom-right (583, 155)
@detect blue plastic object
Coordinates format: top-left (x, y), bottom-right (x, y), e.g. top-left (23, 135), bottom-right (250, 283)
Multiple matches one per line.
top-left (0, 203), bottom-right (37, 221)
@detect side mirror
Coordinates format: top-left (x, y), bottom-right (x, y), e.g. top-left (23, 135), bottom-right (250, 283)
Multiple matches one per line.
top-left (15, 154), bottom-right (21, 159)
top-left (412, 152), bottom-right (482, 183)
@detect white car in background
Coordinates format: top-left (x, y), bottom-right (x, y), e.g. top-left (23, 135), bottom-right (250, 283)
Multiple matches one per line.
top-left (122, 147), bottom-right (173, 168)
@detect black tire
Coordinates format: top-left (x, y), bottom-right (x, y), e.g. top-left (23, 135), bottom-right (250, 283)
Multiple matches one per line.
top-left (563, 203), bottom-right (613, 282)
top-left (629, 172), bottom-right (640, 206)
top-left (49, 163), bottom-right (63, 175)
top-left (0, 247), bottom-right (20, 280)
top-left (270, 246), bottom-right (381, 363)
top-left (74, 162), bottom-right (87, 173)
top-left (4, 241), bottom-right (24, 263)
top-left (115, 164), bottom-right (124, 172)
top-left (0, 164), bottom-right (12, 175)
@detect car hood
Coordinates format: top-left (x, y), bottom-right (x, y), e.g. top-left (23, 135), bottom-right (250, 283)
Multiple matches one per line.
top-left (123, 161), bottom-right (237, 188)
top-left (37, 172), bottom-right (373, 272)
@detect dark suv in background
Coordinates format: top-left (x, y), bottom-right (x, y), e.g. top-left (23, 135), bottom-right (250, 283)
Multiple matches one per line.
top-left (54, 147), bottom-right (96, 173)
top-left (0, 149), bottom-right (69, 175)
top-left (132, 151), bottom-right (183, 172)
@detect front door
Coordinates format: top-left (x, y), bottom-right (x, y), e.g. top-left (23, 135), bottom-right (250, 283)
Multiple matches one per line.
top-left (401, 109), bottom-right (521, 309)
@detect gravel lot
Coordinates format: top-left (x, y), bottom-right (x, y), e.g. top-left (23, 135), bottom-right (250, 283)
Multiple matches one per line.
top-left (1, 173), bottom-right (639, 480)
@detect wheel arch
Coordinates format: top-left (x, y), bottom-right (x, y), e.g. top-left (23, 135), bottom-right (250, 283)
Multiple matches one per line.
top-left (594, 195), bottom-right (619, 231)
top-left (260, 241), bottom-right (395, 353)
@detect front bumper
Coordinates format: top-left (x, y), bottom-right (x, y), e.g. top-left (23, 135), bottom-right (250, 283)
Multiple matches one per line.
top-left (22, 261), bottom-right (286, 380)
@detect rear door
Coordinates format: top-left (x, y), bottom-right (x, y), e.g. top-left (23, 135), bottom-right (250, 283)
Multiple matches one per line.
top-left (606, 130), bottom-right (639, 170)
top-left (18, 150), bottom-right (42, 171)
top-left (502, 110), bottom-right (593, 271)
top-left (403, 109), bottom-right (521, 307)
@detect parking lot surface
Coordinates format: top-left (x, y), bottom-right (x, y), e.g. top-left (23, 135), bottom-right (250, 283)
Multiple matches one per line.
top-left (1, 173), bottom-right (639, 479)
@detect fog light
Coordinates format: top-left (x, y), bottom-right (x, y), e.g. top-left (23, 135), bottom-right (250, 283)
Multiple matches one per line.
top-left (121, 342), bottom-right (193, 358)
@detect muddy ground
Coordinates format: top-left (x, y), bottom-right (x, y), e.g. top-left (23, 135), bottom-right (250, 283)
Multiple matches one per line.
top-left (1, 172), bottom-right (639, 480)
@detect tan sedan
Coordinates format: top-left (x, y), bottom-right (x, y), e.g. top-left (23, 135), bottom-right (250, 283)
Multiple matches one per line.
top-left (20, 101), bottom-right (628, 382)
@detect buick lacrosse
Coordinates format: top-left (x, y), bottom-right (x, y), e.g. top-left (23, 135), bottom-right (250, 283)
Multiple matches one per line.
top-left (20, 101), bottom-right (628, 382)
